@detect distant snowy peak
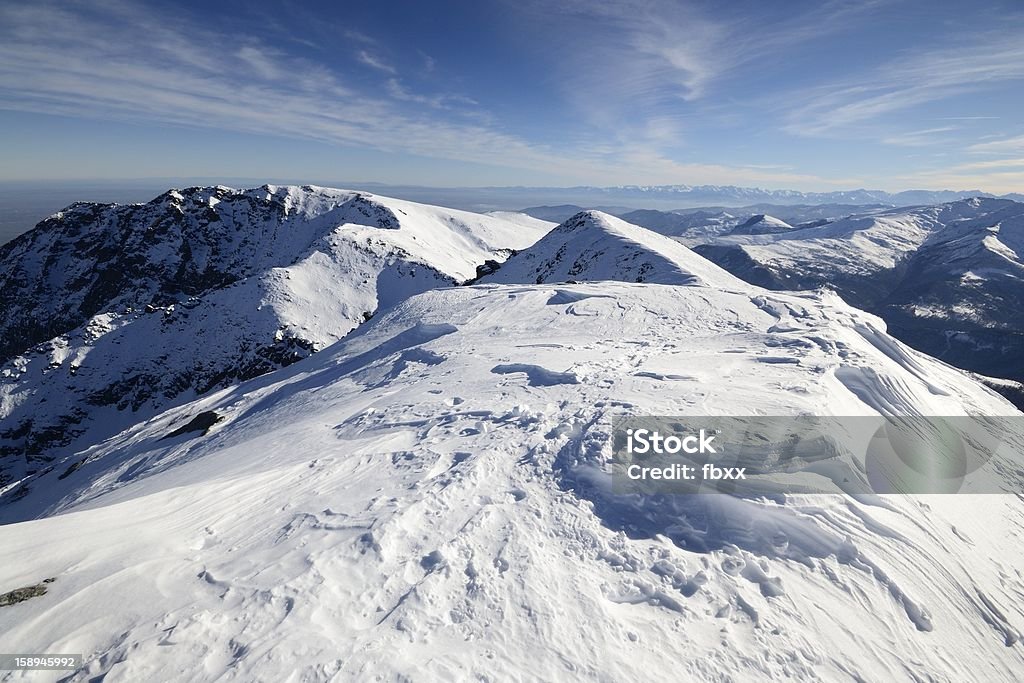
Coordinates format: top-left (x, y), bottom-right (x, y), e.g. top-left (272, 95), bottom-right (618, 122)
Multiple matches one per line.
top-left (728, 214), bottom-right (794, 235)
top-left (482, 210), bottom-right (744, 289)
top-left (615, 208), bottom-right (739, 238)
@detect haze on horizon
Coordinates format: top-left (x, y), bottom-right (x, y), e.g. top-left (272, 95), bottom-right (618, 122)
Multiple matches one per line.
top-left (1, 0), bottom-right (1023, 194)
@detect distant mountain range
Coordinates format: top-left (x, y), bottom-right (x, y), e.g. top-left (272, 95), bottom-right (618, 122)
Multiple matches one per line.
top-left (674, 198), bottom-right (1024, 397)
top-left (586, 184), bottom-right (1024, 205)
top-left (508, 184), bottom-right (1024, 212)
top-left (522, 202), bottom-right (899, 226)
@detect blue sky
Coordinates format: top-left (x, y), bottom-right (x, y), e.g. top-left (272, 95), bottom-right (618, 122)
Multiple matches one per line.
top-left (1, 0), bottom-right (1023, 192)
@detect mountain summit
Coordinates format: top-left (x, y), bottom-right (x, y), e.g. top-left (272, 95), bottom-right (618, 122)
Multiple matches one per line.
top-left (482, 210), bottom-right (741, 289)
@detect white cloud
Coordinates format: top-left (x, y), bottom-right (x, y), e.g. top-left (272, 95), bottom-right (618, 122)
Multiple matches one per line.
top-left (343, 29), bottom-right (376, 45)
top-left (881, 126), bottom-right (958, 147)
top-left (783, 34), bottom-right (1024, 137)
top-left (236, 46), bottom-right (288, 82)
top-left (356, 50), bottom-right (396, 74)
top-left (952, 158), bottom-right (1024, 170)
top-left (0, 0), bottom-right (871, 189)
top-left (885, 154), bottom-right (1024, 194)
top-left (967, 135), bottom-right (1024, 155)
top-left (0, 2), bottom-right (570, 174)
top-left (419, 51), bottom-right (436, 73)
top-left (385, 79), bottom-right (478, 109)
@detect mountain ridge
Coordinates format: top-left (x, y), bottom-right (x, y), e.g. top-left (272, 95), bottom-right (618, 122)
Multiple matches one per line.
top-left (481, 210), bottom-right (743, 289)
top-left (685, 197), bottom-right (1024, 389)
top-left (0, 185), bottom-right (550, 492)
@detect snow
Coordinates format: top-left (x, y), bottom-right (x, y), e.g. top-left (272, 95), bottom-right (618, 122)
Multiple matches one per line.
top-left (484, 211), bottom-right (557, 233)
top-left (482, 211), bottom-right (742, 289)
top-left (727, 214), bottom-right (794, 235)
top-left (1, 198), bottom-right (1023, 681)
top-left (681, 198), bottom-right (1024, 389)
top-left (0, 186), bottom-right (550, 496)
top-left (2, 283), bottom-right (1023, 680)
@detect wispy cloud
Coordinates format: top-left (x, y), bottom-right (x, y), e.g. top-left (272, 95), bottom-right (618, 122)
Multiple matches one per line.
top-left (236, 46), bottom-right (289, 81)
top-left (888, 153), bottom-right (1024, 194)
top-left (881, 126), bottom-right (959, 147)
top-left (895, 167), bottom-right (1024, 194)
top-left (525, 0), bottom-right (884, 106)
top-left (343, 29), bottom-right (377, 45)
top-left (783, 33), bottom-right (1024, 137)
top-left (0, 2), bottom-right (559, 173)
top-left (0, 0), bottom-right (859, 189)
top-left (949, 158), bottom-right (1024, 171)
top-left (385, 79), bottom-right (478, 109)
top-left (419, 51), bottom-right (436, 73)
top-left (504, 0), bottom-right (889, 165)
top-left (356, 50), bottom-right (396, 74)
top-left (967, 134), bottom-right (1024, 155)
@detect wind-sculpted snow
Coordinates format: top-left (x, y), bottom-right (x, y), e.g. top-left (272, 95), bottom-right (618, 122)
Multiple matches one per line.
top-left (688, 198), bottom-right (1024, 390)
top-left (1, 283), bottom-right (1022, 681)
top-left (0, 185), bottom-right (550, 491)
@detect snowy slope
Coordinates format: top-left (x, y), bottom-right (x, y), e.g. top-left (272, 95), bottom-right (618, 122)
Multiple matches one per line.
top-left (879, 201), bottom-right (1024, 373)
top-left (484, 210), bottom-right (558, 233)
top-left (686, 205), bottom-right (954, 299)
top-left (482, 211), bottom-right (741, 289)
top-left (0, 186), bottom-right (549, 493)
top-left (1, 281), bottom-right (1023, 681)
top-left (689, 198), bottom-right (1024, 386)
top-left (727, 214), bottom-right (794, 235)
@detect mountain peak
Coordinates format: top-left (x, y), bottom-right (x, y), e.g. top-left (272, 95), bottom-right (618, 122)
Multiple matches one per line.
top-left (729, 214), bottom-right (795, 235)
top-left (483, 210), bottom-right (743, 289)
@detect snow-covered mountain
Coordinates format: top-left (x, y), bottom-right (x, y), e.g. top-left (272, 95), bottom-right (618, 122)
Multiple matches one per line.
top-left (481, 211), bottom-right (740, 289)
top-left (686, 198), bottom-right (1024, 389)
top-left (2, 275), bottom-right (1022, 680)
top-left (727, 214), bottom-right (795, 235)
top-left (572, 205), bottom-right (891, 241)
top-left (2, 196), bottom-right (1023, 681)
top-left (0, 185), bottom-right (550, 495)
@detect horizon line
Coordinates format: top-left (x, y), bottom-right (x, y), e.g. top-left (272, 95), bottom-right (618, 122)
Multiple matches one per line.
top-left (0, 177), bottom-right (1018, 197)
